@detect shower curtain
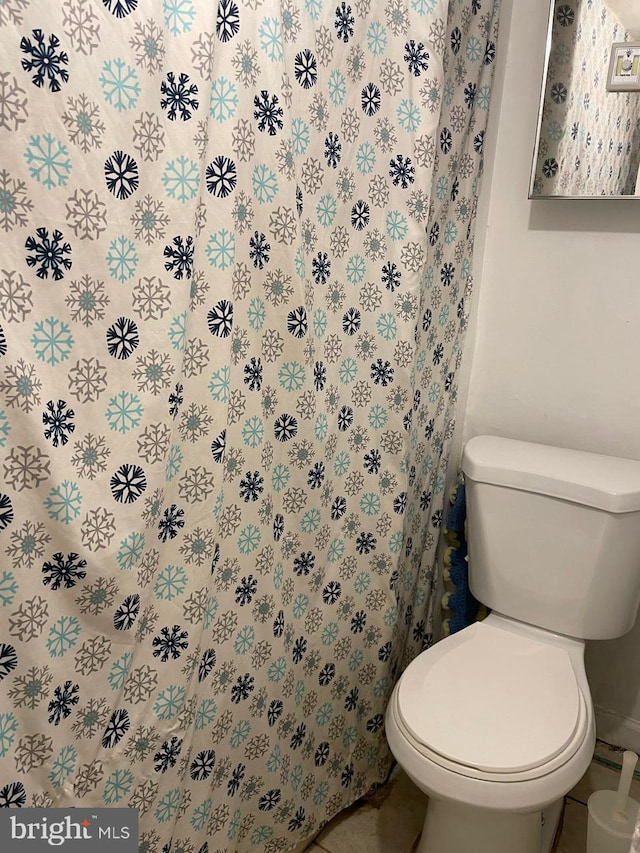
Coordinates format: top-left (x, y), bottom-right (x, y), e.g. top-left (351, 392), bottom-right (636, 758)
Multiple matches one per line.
top-left (0, 0), bottom-right (499, 850)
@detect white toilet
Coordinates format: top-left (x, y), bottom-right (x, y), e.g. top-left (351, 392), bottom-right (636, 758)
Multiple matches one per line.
top-left (385, 435), bottom-right (640, 853)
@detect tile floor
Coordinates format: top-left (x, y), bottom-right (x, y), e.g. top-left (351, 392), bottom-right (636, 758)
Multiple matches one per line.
top-left (303, 741), bottom-right (640, 853)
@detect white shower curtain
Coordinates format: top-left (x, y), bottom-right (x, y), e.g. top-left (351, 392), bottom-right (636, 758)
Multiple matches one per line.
top-left (0, 0), bottom-right (499, 850)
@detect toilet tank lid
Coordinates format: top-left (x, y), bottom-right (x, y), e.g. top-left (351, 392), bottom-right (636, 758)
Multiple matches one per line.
top-left (462, 435), bottom-right (640, 513)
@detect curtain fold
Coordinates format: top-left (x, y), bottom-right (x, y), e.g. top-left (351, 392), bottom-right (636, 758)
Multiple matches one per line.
top-left (0, 0), bottom-right (499, 850)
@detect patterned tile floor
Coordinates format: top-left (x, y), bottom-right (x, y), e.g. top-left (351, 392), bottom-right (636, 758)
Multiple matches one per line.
top-left (304, 742), bottom-right (640, 853)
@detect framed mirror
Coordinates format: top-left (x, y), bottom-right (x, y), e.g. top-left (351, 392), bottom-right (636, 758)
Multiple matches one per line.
top-left (530, 0), bottom-right (640, 199)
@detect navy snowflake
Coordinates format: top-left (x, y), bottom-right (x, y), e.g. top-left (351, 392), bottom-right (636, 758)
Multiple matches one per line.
top-left (113, 594), bottom-right (140, 630)
top-left (235, 575), bottom-right (257, 605)
top-left (0, 325), bottom-right (5, 357)
top-left (169, 382), bottom-right (184, 418)
top-left (164, 235), bottom-right (194, 280)
top-left (47, 680), bottom-right (79, 725)
top-left (190, 750), bottom-right (216, 780)
top-left (211, 429), bottom-right (226, 462)
top-left (103, 0), bottom-right (138, 17)
top-left (104, 150), bottom-right (139, 200)
top-left (206, 156), bottom-right (237, 198)
top-left (158, 504), bottom-right (185, 542)
top-left (198, 649), bottom-right (217, 682)
top-left (231, 673), bottom-right (254, 703)
top-left (324, 132), bottom-right (341, 168)
top-left (243, 357), bottom-right (262, 391)
top-left (43, 399), bottom-right (75, 447)
top-left (239, 471), bottom-right (264, 502)
top-left (382, 261), bottom-right (401, 291)
top-left (351, 200), bottom-right (370, 230)
top-left (102, 709), bottom-right (130, 747)
top-left (404, 40), bottom-right (429, 76)
top-left (207, 300), bottom-right (234, 338)
top-left (361, 83), bottom-right (381, 117)
top-left (342, 307), bottom-right (361, 335)
top-left (152, 624), bottom-right (189, 661)
top-left (42, 552), bottom-right (87, 590)
top-left (110, 463), bottom-right (147, 503)
top-left (253, 91), bottom-right (284, 136)
top-left (294, 49), bottom-right (317, 89)
top-left (0, 782), bottom-right (26, 808)
top-left (249, 231), bottom-right (270, 269)
top-left (217, 0), bottom-right (240, 42)
top-left (106, 316), bottom-right (139, 359)
top-left (389, 154), bottom-right (415, 188)
top-left (25, 227), bottom-right (72, 280)
top-left (160, 72), bottom-right (199, 121)
top-left (273, 413), bottom-right (297, 442)
top-left (0, 494), bottom-right (13, 531)
top-left (20, 29), bottom-right (69, 92)
top-left (287, 306), bottom-right (307, 338)
top-left (0, 643), bottom-right (18, 681)
top-left (312, 252), bottom-right (331, 284)
top-left (334, 2), bottom-right (354, 42)
top-left (154, 736), bottom-right (183, 772)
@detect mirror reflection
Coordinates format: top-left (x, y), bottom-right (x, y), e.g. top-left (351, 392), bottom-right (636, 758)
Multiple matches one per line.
top-left (530, 0), bottom-right (640, 198)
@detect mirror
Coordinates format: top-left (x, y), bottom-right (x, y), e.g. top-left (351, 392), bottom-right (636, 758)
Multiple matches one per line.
top-left (530, 0), bottom-right (640, 198)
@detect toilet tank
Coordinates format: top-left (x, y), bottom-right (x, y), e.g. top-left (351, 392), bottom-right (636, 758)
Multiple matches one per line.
top-left (462, 436), bottom-right (640, 640)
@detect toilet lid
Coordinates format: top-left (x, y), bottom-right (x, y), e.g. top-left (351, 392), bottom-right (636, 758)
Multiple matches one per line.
top-left (397, 621), bottom-right (583, 774)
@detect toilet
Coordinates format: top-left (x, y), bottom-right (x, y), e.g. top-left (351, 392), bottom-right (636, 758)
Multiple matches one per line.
top-left (385, 435), bottom-right (640, 853)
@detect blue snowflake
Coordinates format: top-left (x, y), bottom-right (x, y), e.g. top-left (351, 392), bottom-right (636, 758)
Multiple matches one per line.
top-left (334, 2), bottom-right (354, 42)
top-left (24, 228), bottom-right (71, 281)
top-left (164, 235), bottom-right (194, 280)
top-left (248, 231), bottom-right (270, 269)
top-left (99, 59), bottom-right (140, 112)
top-left (24, 134), bottom-right (72, 188)
top-left (253, 91), bottom-right (284, 136)
top-left (217, 0), bottom-right (240, 42)
top-left (47, 680), bottom-right (79, 725)
top-left (103, 0), bottom-right (138, 17)
top-left (106, 317), bottom-right (139, 359)
top-left (152, 624), bottom-right (189, 661)
top-left (106, 236), bottom-right (138, 283)
top-left (32, 318), bottom-right (74, 365)
top-left (20, 30), bottom-right (69, 92)
top-left (160, 71), bottom-right (199, 121)
top-left (104, 150), bottom-right (139, 200)
top-left (158, 504), bottom-right (185, 542)
top-left (206, 156), bottom-right (237, 198)
top-left (110, 463), bottom-right (146, 503)
top-left (42, 552), bottom-right (87, 590)
top-left (43, 399), bottom-right (75, 447)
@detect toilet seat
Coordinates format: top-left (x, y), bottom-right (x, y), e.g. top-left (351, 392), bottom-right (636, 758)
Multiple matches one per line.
top-left (395, 620), bottom-right (589, 782)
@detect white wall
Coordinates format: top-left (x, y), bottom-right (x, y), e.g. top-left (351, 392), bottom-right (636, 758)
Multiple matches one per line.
top-left (461, 0), bottom-right (640, 750)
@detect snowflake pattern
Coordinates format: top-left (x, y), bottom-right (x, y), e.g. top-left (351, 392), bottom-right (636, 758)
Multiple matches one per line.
top-left (0, 1), bottom-right (498, 850)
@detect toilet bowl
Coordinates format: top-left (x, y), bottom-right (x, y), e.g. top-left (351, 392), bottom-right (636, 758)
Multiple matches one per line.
top-left (386, 436), bottom-right (640, 853)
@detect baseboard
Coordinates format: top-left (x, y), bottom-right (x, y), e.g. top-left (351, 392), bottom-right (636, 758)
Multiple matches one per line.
top-left (595, 705), bottom-right (640, 753)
